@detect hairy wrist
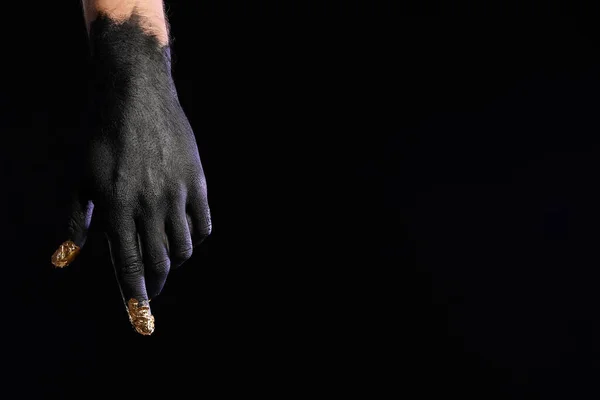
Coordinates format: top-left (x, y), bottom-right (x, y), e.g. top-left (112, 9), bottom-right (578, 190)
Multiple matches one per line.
top-left (83, 0), bottom-right (169, 46)
top-left (88, 12), bottom-right (173, 95)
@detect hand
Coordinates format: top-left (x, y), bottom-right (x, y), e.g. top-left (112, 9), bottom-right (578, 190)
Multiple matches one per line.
top-left (52, 14), bottom-right (211, 335)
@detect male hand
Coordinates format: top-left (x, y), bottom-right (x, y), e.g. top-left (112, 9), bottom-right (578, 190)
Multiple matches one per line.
top-left (52, 13), bottom-right (211, 335)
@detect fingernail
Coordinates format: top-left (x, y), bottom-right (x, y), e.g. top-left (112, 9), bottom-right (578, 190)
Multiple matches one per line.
top-left (51, 240), bottom-right (81, 268)
top-left (127, 298), bottom-right (155, 335)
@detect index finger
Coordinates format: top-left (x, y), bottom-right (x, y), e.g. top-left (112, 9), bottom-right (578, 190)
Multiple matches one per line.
top-left (105, 218), bottom-right (154, 336)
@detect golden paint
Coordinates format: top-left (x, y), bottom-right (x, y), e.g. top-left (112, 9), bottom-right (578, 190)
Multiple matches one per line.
top-left (127, 298), bottom-right (155, 335)
top-left (51, 240), bottom-right (81, 268)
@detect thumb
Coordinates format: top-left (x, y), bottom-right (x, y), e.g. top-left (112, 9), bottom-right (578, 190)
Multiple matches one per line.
top-left (51, 188), bottom-right (94, 268)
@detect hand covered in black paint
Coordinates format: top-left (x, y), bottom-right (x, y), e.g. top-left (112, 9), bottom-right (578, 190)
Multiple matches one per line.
top-left (52, 13), bottom-right (211, 335)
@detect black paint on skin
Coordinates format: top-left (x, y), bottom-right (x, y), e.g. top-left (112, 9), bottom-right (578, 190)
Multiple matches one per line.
top-left (65, 12), bottom-right (211, 305)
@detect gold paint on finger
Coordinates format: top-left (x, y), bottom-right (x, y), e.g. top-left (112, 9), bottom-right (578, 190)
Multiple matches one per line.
top-left (127, 298), bottom-right (155, 336)
top-left (51, 240), bottom-right (81, 268)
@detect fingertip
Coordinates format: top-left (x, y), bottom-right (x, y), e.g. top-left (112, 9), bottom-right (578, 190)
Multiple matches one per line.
top-left (51, 240), bottom-right (81, 268)
top-left (126, 298), bottom-right (155, 335)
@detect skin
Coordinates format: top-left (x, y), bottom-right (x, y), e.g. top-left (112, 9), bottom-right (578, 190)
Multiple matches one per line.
top-left (64, 1), bottom-right (212, 333)
top-left (82, 0), bottom-right (169, 46)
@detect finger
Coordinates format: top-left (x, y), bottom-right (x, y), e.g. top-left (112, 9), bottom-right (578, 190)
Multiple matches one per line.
top-left (52, 188), bottom-right (94, 268)
top-left (139, 217), bottom-right (170, 299)
top-left (106, 218), bottom-right (154, 336)
top-left (186, 181), bottom-right (212, 247)
top-left (167, 202), bottom-right (194, 269)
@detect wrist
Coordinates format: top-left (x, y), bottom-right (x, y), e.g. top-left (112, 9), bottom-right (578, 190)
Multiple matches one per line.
top-left (84, 0), bottom-right (169, 46)
top-left (89, 13), bottom-right (173, 93)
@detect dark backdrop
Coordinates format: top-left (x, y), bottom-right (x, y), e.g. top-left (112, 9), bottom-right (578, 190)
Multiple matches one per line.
top-left (1, 1), bottom-right (600, 398)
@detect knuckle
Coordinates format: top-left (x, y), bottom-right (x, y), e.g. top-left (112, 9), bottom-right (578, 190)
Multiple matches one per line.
top-left (67, 216), bottom-right (83, 236)
top-left (193, 222), bottom-right (212, 246)
top-left (138, 192), bottom-right (162, 212)
top-left (121, 261), bottom-right (144, 275)
top-left (172, 246), bottom-right (193, 264)
top-left (151, 258), bottom-right (170, 276)
top-left (121, 259), bottom-right (143, 275)
top-left (200, 222), bottom-right (212, 238)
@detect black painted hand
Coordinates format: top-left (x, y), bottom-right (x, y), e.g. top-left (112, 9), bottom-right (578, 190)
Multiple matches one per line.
top-left (53, 14), bottom-right (211, 335)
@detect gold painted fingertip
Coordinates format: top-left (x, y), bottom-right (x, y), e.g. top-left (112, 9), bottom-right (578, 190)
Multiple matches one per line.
top-left (127, 298), bottom-right (155, 336)
top-left (51, 240), bottom-right (81, 268)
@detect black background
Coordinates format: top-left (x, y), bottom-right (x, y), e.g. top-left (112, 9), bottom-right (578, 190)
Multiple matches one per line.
top-left (2, 1), bottom-right (600, 398)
